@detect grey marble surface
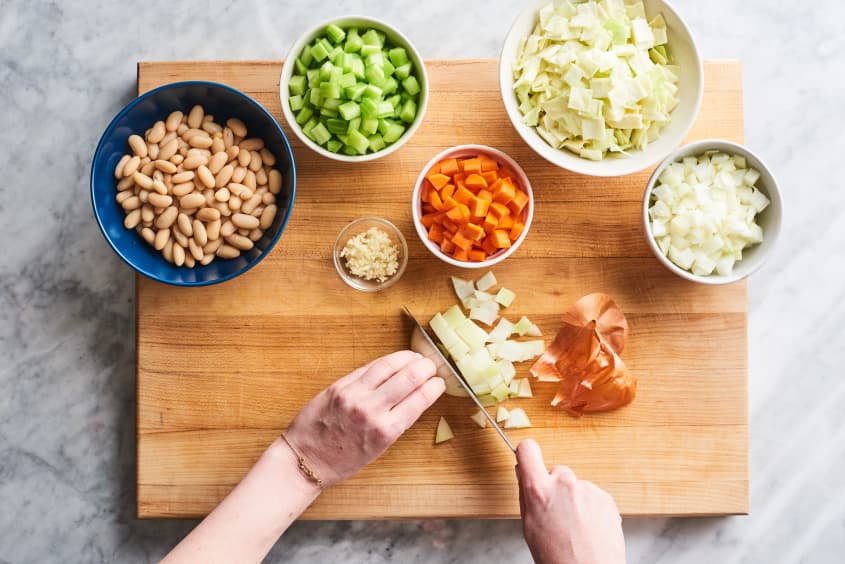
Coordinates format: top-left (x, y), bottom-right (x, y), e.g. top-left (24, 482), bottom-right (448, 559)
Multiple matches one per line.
top-left (1, 0), bottom-right (843, 562)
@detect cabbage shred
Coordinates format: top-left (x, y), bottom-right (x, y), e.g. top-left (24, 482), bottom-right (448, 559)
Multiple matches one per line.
top-left (513, 0), bottom-right (680, 160)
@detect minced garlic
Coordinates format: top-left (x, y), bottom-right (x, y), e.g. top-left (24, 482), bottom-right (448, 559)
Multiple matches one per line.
top-left (340, 227), bottom-right (399, 282)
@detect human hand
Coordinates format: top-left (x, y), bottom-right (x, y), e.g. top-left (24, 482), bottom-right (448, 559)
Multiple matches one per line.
top-left (516, 439), bottom-right (625, 564)
top-left (284, 350), bottom-right (445, 488)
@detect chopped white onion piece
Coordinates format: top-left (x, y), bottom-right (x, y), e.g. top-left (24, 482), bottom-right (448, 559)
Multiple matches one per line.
top-left (496, 406), bottom-right (510, 422)
top-left (475, 271), bottom-right (498, 291)
top-left (504, 408), bottom-right (531, 429)
top-left (495, 287), bottom-right (516, 307)
top-left (470, 306), bottom-right (498, 326)
top-left (487, 318), bottom-right (515, 343)
top-left (435, 416), bottom-right (454, 444)
top-left (451, 276), bottom-right (475, 301)
top-left (470, 410), bottom-right (488, 429)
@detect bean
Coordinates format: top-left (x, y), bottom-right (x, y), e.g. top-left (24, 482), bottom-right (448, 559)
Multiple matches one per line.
top-left (196, 207), bottom-right (221, 222)
top-left (116, 191), bottom-right (133, 205)
top-left (162, 239), bottom-right (174, 263)
top-left (206, 219), bottom-right (221, 240)
top-left (239, 138), bottom-right (264, 151)
top-left (138, 189), bottom-right (150, 203)
top-left (124, 155), bottom-right (141, 177)
top-left (172, 182), bottom-right (195, 197)
top-left (166, 111), bottom-right (183, 132)
top-left (147, 193), bottom-right (172, 208)
top-left (255, 168), bottom-right (268, 186)
top-left (133, 171), bottom-right (153, 190)
top-left (243, 170), bottom-right (256, 191)
top-left (214, 202), bottom-right (232, 216)
top-left (261, 191), bottom-right (276, 205)
top-left (124, 208), bottom-right (142, 229)
top-left (241, 193), bottom-right (262, 215)
top-left (232, 166), bottom-right (247, 183)
top-left (214, 164), bottom-right (234, 187)
top-left (187, 105), bottom-right (204, 129)
top-left (187, 147), bottom-right (211, 159)
top-left (225, 145), bottom-right (239, 162)
top-left (208, 152), bottom-right (227, 175)
top-left (128, 135), bottom-right (148, 157)
top-left (154, 159), bottom-right (177, 174)
top-left (260, 204), bottom-right (277, 230)
top-left (200, 253), bottom-right (215, 266)
top-left (172, 171), bottom-right (194, 184)
top-left (235, 148), bottom-right (250, 167)
top-left (259, 148), bottom-right (276, 167)
top-left (227, 182), bottom-right (247, 198)
top-left (121, 196), bottom-right (141, 211)
top-left (214, 187), bottom-right (230, 202)
top-left (188, 238), bottom-right (204, 260)
top-left (248, 151), bottom-right (262, 172)
top-left (173, 228), bottom-right (189, 247)
top-left (223, 127), bottom-right (234, 149)
top-left (160, 131), bottom-right (177, 147)
top-left (196, 165), bottom-right (215, 189)
top-left (148, 121), bottom-right (166, 143)
top-left (177, 123), bottom-right (188, 135)
top-left (202, 189), bottom-right (214, 206)
top-left (252, 205), bottom-right (264, 218)
top-left (173, 243), bottom-right (185, 266)
top-left (188, 134), bottom-right (213, 149)
top-left (226, 118), bottom-right (247, 137)
top-left (225, 233), bottom-right (254, 251)
top-left (192, 220), bottom-right (208, 246)
top-left (247, 228), bottom-right (262, 241)
top-left (158, 138), bottom-right (178, 161)
top-left (232, 213), bottom-right (260, 230)
top-left (151, 180), bottom-right (168, 195)
top-left (203, 238), bottom-right (223, 254)
top-left (268, 169), bottom-right (282, 194)
top-left (170, 154), bottom-right (184, 165)
top-left (211, 137), bottom-right (225, 155)
top-left (201, 120), bottom-right (223, 134)
top-left (183, 155), bottom-right (207, 170)
top-left (180, 193), bottom-right (206, 209)
top-left (140, 161), bottom-right (156, 177)
top-left (177, 212), bottom-right (193, 236)
top-left (140, 227), bottom-right (156, 245)
top-left (154, 228), bottom-right (171, 250)
top-left (141, 204), bottom-right (155, 223)
top-left (228, 195), bottom-right (242, 211)
top-left (220, 220), bottom-right (236, 238)
top-left (114, 155), bottom-right (131, 179)
top-left (184, 254), bottom-right (196, 268)
top-left (216, 244), bottom-right (241, 259)
top-left (156, 206), bottom-right (179, 229)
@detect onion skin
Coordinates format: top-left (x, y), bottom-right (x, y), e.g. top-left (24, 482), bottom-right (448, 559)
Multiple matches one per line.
top-left (531, 294), bottom-right (636, 416)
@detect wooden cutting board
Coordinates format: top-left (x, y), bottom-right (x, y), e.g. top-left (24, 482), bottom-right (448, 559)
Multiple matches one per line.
top-left (136, 59), bottom-right (747, 519)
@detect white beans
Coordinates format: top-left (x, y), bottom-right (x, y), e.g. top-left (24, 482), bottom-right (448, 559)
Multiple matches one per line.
top-left (114, 105), bottom-right (282, 268)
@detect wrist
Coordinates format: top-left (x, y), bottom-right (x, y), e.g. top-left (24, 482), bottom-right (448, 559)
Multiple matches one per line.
top-left (266, 437), bottom-right (323, 501)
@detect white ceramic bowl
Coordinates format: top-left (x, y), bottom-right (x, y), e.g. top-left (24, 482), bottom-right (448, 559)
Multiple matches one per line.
top-left (499, 0), bottom-right (703, 177)
top-left (411, 144), bottom-right (534, 269)
top-left (642, 139), bottom-right (783, 284)
top-left (280, 15), bottom-right (429, 163)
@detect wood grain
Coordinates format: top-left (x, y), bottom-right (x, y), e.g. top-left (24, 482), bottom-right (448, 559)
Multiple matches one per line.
top-left (137, 59), bottom-right (748, 519)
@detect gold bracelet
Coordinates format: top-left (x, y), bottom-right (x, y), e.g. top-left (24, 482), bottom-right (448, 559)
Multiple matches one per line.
top-left (280, 433), bottom-right (323, 489)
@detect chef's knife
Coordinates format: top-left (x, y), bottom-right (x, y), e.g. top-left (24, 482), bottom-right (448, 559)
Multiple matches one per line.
top-left (403, 306), bottom-right (516, 454)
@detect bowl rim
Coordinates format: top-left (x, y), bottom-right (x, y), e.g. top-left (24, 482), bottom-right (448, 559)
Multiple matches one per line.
top-left (90, 80), bottom-right (297, 287)
top-left (498, 0), bottom-right (704, 177)
top-left (333, 216), bottom-right (409, 291)
top-left (641, 138), bottom-right (783, 285)
top-left (279, 14), bottom-right (429, 163)
top-left (411, 144), bottom-right (535, 269)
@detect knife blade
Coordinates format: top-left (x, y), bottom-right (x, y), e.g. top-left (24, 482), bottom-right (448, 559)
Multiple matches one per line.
top-left (403, 306), bottom-right (516, 454)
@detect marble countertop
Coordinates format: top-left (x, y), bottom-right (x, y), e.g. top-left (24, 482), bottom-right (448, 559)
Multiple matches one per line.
top-left (1, 0), bottom-right (842, 562)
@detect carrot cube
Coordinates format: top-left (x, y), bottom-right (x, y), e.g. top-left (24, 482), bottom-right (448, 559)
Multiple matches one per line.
top-left (428, 223), bottom-right (445, 244)
top-left (493, 178), bottom-right (516, 204)
top-left (429, 190), bottom-right (443, 211)
top-left (462, 222), bottom-right (485, 241)
top-left (481, 171), bottom-right (499, 185)
top-left (508, 189), bottom-right (529, 215)
top-left (451, 231), bottom-right (473, 252)
top-left (440, 238), bottom-right (456, 254)
top-left (491, 229), bottom-right (512, 248)
top-left (442, 217), bottom-right (458, 234)
top-left (427, 173), bottom-right (451, 189)
top-left (461, 158), bottom-right (481, 174)
top-left (476, 189), bottom-right (493, 201)
top-left (469, 249), bottom-right (487, 262)
top-left (440, 183), bottom-right (455, 201)
top-left (452, 247), bottom-right (469, 261)
top-left (421, 181), bottom-right (432, 203)
top-left (499, 167), bottom-right (515, 179)
top-left (465, 173), bottom-right (488, 190)
top-left (481, 235), bottom-right (498, 254)
top-left (446, 203), bottom-right (470, 223)
top-left (428, 162), bottom-right (441, 174)
top-left (479, 154), bottom-right (499, 172)
top-left (470, 196), bottom-right (490, 218)
top-left (509, 221), bottom-right (525, 240)
top-left (439, 158), bottom-right (459, 176)
top-left (440, 196), bottom-right (458, 211)
top-left (489, 201), bottom-right (510, 220)
top-left (452, 172), bottom-right (466, 186)
top-left (498, 213), bottom-right (513, 230)
top-left (482, 214), bottom-right (498, 233)
top-left (454, 185), bottom-right (475, 205)
top-left (420, 212), bottom-right (438, 228)
top-left (422, 203), bottom-right (436, 214)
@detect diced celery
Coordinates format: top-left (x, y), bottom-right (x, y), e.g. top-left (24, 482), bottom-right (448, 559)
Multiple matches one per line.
top-left (322, 97), bottom-right (341, 111)
top-left (345, 83), bottom-right (367, 101)
top-left (320, 81), bottom-right (341, 100)
top-left (342, 144), bottom-right (358, 156)
top-left (362, 84), bottom-right (383, 99)
top-left (360, 97), bottom-right (379, 118)
top-left (365, 65), bottom-right (385, 86)
top-left (319, 107), bottom-right (338, 118)
top-left (310, 122), bottom-right (331, 145)
top-left (325, 23), bottom-right (346, 44)
top-left (394, 63), bottom-right (412, 79)
top-left (382, 77), bottom-right (398, 95)
top-left (344, 27), bottom-right (362, 52)
top-left (346, 117), bottom-right (361, 134)
top-left (365, 51), bottom-right (384, 67)
top-left (305, 69), bottom-right (319, 87)
top-left (402, 76), bottom-right (421, 96)
top-left (294, 57), bottom-right (307, 75)
top-left (382, 120), bottom-right (405, 143)
top-left (301, 117), bottom-right (318, 136)
top-left (388, 47), bottom-right (408, 66)
top-left (361, 117), bottom-right (378, 135)
top-left (327, 46), bottom-right (343, 61)
top-left (386, 94), bottom-right (402, 108)
top-left (350, 57), bottom-right (365, 78)
top-left (376, 101), bottom-right (394, 117)
top-left (326, 139), bottom-right (343, 153)
top-left (300, 46), bottom-right (313, 66)
top-left (310, 41), bottom-right (329, 62)
top-left (308, 88), bottom-right (322, 107)
top-left (368, 134), bottom-right (386, 152)
top-left (338, 101), bottom-right (361, 120)
top-left (361, 28), bottom-right (382, 46)
top-left (383, 60), bottom-right (395, 77)
top-left (399, 99), bottom-right (417, 123)
top-left (346, 129), bottom-right (370, 154)
top-left (288, 94), bottom-right (303, 112)
top-left (288, 75), bottom-right (306, 96)
top-left (339, 72), bottom-right (356, 88)
top-left (295, 106), bottom-right (314, 125)
top-left (326, 118), bottom-right (348, 135)
top-left (360, 44), bottom-right (380, 56)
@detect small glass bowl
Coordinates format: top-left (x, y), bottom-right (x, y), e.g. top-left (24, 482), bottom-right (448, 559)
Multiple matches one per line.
top-left (333, 217), bottom-right (408, 292)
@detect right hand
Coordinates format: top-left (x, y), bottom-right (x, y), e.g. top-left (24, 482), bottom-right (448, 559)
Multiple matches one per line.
top-left (516, 439), bottom-right (625, 564)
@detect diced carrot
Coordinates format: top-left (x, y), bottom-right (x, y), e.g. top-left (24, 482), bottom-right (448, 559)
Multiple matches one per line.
top-left (509, 221), bottom-right (525, 240)
top-left (469, 249), bottom-right (487, 262)
top-left (453, 247), bottom-right (469, 261)
top-left (440, 196), bottom-right (458, 211)
top-left (422, 203), bottom-right (436, 214)
top-left (429, 162), bottom-right (441, 174)
top-left (465, 173), bottom-right (487, 190)
top-left (440, 183), bottom-right (455, 201)
top-left (439, 158), bottom-right (459, 176)
top-left (452, 172), bottom-right (466, 186)
top-left (442, 217), bottom-right (458, 234)
top-left (493, 177), bottom-right (516, 204)
top-left (453, 185), bottom-right (475, 205)
top-left (420, 212), bottom-right (439, 228)
top-left (440, 238), bottom-right (456, 254)
top-left (428, 223), bottom-right (445, 244)
top-left (427, 173), bottom-right (451, 189)
top-left (479, 154), bottom-right (499, 172)
top-left (489, 201), bottom-right (510, 220)
top-left (430, 190), bottom-right (443, 211)
top-left (421, 181), bottom-right (432, 203)
top-left (498, 213), bottom-right (514, 230)
top-left (491, 230), bottom-right (512, 248)
top-left (446, 203), bottom-right (470, 223)
top-left (481, 234), bottom-right (498, 255)
top-left (508, 189), bottom-right (529, 215)
top-left (499, 167), bottom-right (515, 179)
top-left (461, 157), bottom-right (481, 174)
top-left (462, 222), bottom-right (485, 241)
top-left (482, 214), bottom-right (498, 233)
top-left (481, 171), bottom-right (499, 185)
top-left (476, 189), bottom-right (493, 201)
top-left (470, 196), bottom-right (490, 218)
top-left (451, 230), bottom-right (473, 251)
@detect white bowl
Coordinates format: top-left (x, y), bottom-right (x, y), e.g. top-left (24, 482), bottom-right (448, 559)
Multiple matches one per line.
top-left (279, 15), bottom-right (429, 163)
top-left (499, 0), bottom-right (703, 177)
top-left (411, 144), bottom-right (534, 269)
top-left (642, 139), bottom-right (783, 284)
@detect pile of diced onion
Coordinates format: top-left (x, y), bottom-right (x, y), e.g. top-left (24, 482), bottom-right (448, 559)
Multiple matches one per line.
top-left (648, 151), bottom-right (770, 276)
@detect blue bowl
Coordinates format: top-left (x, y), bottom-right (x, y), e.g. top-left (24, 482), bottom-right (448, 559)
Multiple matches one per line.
top-left (91, 81), bottom-right (296, 286)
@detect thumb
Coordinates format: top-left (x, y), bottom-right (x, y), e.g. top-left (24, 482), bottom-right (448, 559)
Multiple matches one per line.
top-left (515, 438), bottom-right (548, 486)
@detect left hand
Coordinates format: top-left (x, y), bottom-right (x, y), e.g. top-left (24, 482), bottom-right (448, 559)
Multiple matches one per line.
top-left (284, 350), bottom-right (444, 487)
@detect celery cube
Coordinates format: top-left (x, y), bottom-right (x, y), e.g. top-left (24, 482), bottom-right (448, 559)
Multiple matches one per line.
top-left (402, 75), bottom-right (421, 96)
top-left (310, 41), bottom-right (329, 62)
top-left (361, 29), bottom-right (382, 46)
top-left (346, 129), bottom-right (370, 154)
top-left (399, 99), bottom-right (417, 123)
top-left (345, 83), bottom-right (367, 101)
top-left (376, 101), bottom-right (394, 118)
top-left (344, 28), bottom-right (363, 52)
top-left (381, 119), bottom-right (405, 143)
top-left (394, 63), bottom-right (412, 80)
top-left (339, 72), bottom-right (356, 88)
top-left (302, 117), bottom-right (318, 137)
top-left (382, 77), bottom-right (398, 95)
top-left (319, 107), bottom-right (338, 118)
top-left (360, 98), bottom-right (379, 118)
top-left (360, 44), bottom-right (380, 56)
top-left (288, 75), bottom-right (306, 96)
top-left (346, 117), bottom-right (361, 134)
top-left (383, 60), bottom-right (395, 77)
top-left (326, 118), bottom-right (348, 135)
top-left (310, 122), bottom-right (331, 145)
top-left (308, 88), bottom-right (322, 107)
top-left (322, 97), bottom-right (341, 111)
top-left (368, 134), bottom-right (386, 152)
top-left (288, 94), bottom-right (303, 112)
top-left (295, 107), bottom-right (314, 125)
top-left (361, 117), bottom-right (378, 135)
top-left (294, 58), bottom-right (307, 75)
top-left (318, 61), bottom-right (333, 80)
top-left (306, 69), bottom-right (319, 87)
top-left (326, 23), bottom-right (346, 44)
top-left (338, 101), bottom-right (360, 120)
top-left (319, 81), bottom-right (341, 100)
top-left (326, 139), bottom-right (343, 153)
top-left (362, 84), bottom-right (383, 99)
top-left (300, 46), bottom-right (314, 66)
top-left (388, 47), bottom-right (408, 66)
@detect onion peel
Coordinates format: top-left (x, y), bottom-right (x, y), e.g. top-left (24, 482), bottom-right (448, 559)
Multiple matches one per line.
top-left (530, 293), bottom-right (636, 416)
